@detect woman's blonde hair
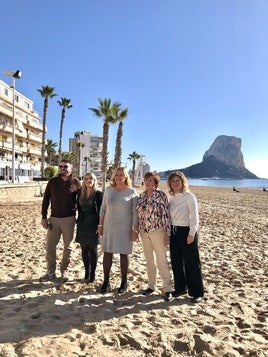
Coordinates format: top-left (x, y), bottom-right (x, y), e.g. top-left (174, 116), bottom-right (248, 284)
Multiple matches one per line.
top-left (110, 167), bottom-right (132, 187)
top-left (79, 172), bottom-right (98, 203)
top-left (167, 171), bottom-right (189, 195)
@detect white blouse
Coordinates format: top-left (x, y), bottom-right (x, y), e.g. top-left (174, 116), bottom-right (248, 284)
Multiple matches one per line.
top-left (169, 191), bottom-right (199, 236)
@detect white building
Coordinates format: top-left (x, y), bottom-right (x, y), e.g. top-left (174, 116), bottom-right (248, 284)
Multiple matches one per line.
top-left (0, 80), bottom-right (43, 183)
top-left (134, 156), bottom-right (150, 185)
top-left (69, 131), bottom-right (103, 179)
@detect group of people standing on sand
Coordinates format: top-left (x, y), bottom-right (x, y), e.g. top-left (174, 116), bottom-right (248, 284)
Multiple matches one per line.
top-left (40, 159), bottom-right (204, 303)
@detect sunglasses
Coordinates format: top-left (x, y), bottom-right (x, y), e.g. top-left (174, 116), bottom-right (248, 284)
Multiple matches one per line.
top-left (59, 165), bottom-right (69, 169)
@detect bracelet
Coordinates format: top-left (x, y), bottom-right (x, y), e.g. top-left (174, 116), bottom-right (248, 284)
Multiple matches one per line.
top-left (98, 225), bottom-right (103, 228)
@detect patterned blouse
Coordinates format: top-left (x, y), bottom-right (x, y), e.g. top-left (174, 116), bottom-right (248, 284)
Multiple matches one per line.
top-left (137, 189), bottom-right (171, 235)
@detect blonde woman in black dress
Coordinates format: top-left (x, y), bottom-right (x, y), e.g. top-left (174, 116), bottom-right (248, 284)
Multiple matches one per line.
top-left (76, 173), bottom-right (103, 283)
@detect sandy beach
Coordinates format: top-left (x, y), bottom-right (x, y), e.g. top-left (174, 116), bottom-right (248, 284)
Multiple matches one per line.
top-left (0, 185), bottom-right (267, 356)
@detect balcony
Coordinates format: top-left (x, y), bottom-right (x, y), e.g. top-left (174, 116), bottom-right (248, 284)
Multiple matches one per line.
top-left (91, 147), bottom-right (102, 153)
top-left (0, 102), bottom-right (12, 116)
top-left (17, 116), bottom-right (28, 125)
top-left (27, 119), bottom-right (43, 131)
top-left (27, 147), bottom-right (41, 156)
top-left (17, 131), bottom-right (28, 140)
top-left (0, 125), bottom-right (12, 134)
top-left (0, 142), bottom-right (12, 150)
top-left (0, 104), bottom-right (29, 126)
top-left (15, 111), bottom-right (28, 125)
top-left (0, 125), bottom-right (28, 141)
top-left (19, 145), bottom-right (28, 154)
top-left (28, 133), bottom-right (42, 144)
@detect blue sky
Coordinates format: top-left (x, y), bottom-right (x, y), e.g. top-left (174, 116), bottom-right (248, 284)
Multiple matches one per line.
top-left (1, 0), bottom-right (267, 178)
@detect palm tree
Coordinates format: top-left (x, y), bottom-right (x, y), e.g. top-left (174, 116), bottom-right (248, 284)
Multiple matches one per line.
top-left (76, 142), bottom-right (85, 178)
top-left (128, 151), bottom-right (141, 185)
top-left (57, 97), bottom-right (73, 162)
top-left (84, 156), bottom-right (91, 173)
top-left (61, 151), bottom-right (77, 166)
top-left (37, 85), bottom-right (57, 178)
top-left (113, 106), bottom-right (128, 170)
top-left (45, 139), bottom-right (58, 165)
top-left (89, 98), bottom-right (121, 191)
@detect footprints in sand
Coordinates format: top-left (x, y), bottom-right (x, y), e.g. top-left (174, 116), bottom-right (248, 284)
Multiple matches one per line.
top-left (1, 190), bottom-right (268, 356)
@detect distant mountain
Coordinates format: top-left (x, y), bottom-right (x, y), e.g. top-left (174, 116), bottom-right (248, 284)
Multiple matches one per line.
top-left (159, 135), bottom-right (258, 179)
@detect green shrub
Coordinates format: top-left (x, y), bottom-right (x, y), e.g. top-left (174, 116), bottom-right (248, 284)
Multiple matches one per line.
top-left (45, 166), bottom-right (58, 179)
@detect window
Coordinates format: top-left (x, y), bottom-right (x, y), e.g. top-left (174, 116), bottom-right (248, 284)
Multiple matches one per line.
top-left (24, 101), bottom-right (30, 109)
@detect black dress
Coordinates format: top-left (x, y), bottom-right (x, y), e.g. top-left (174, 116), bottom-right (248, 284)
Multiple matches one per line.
top-left (75, 190), bottom-right (103, 246)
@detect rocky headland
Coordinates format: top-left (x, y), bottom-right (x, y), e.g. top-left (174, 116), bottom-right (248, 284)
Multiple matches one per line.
top-left (160, 135), bottom-right (258, 179)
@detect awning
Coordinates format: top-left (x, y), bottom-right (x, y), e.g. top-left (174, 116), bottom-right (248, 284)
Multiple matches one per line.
top-left (19, 163), bottom-right (31, 170)
top-left (16, 120), bottom-right (25, 132)
top-left (0, 162), bottom-right (11, 168)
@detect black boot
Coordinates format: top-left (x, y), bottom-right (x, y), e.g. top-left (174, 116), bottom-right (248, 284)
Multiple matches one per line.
top-left (84, 269), bottom-right (89, 282)
top-left (89, 271), bottom-right (95, 283)
top-left (100, 279), bottom-right (110, 293)
top-left (118, 277), bottom-right (127, 294)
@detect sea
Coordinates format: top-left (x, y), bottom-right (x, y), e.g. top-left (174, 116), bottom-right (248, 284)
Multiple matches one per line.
top-left (161, 178), bottom-right (268, 189)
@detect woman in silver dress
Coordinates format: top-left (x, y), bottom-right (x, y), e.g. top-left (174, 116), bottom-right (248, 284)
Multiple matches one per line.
top-left (97, 167), bottom-right (138, 294)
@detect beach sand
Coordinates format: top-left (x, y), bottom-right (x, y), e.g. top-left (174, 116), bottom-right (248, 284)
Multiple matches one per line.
top-left (0, 185), bottom-right (267, 356)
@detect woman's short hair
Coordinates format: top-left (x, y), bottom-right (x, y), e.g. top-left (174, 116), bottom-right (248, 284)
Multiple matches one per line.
top-left (110, 167), bottom-right (132, 187)
top-left (167, 171), bottom-right (189, 195)
top-left (144, 172), bottom-right (160, 188)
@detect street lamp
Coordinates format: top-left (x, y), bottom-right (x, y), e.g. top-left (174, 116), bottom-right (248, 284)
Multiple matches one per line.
top-left (3, 70), bottom-right (22, 183)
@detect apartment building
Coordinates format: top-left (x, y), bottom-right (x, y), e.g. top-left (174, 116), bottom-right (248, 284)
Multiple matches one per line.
top-left (0, 80), bottom-right (43, 183)
top-left (69, 131), bottom-right (103, 179)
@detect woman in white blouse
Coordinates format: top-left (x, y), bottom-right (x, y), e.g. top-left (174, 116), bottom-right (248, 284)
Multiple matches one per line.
top-left (167, 172), bottom-right (204, 303)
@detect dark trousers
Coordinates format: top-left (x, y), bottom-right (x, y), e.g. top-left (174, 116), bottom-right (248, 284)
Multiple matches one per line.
top-left (170, 226), bottom-right (204, 297)
top-left (81, 243), bottom-right (98, 274)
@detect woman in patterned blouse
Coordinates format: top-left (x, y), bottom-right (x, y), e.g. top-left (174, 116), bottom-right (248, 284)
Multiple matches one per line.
top-left (135, 172), bottom-right (173, 302)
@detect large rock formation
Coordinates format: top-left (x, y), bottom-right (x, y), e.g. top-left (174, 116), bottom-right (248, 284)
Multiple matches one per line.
top-left (160, 135), bottom-right (258, 179)
top-left (203, 135), bottom-right (245, 167)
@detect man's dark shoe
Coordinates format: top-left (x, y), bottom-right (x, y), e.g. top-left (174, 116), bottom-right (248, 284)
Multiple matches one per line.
top-left (61, 270), bottom-right (68, 282)
top-left (164, 292), bottom-right (173, 302)
top-left (142, 288), bottom-right (154, 296)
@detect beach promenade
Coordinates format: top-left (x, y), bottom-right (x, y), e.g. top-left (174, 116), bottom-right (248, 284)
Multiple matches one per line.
top-left (0, 182), bottom-right (45, 201)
